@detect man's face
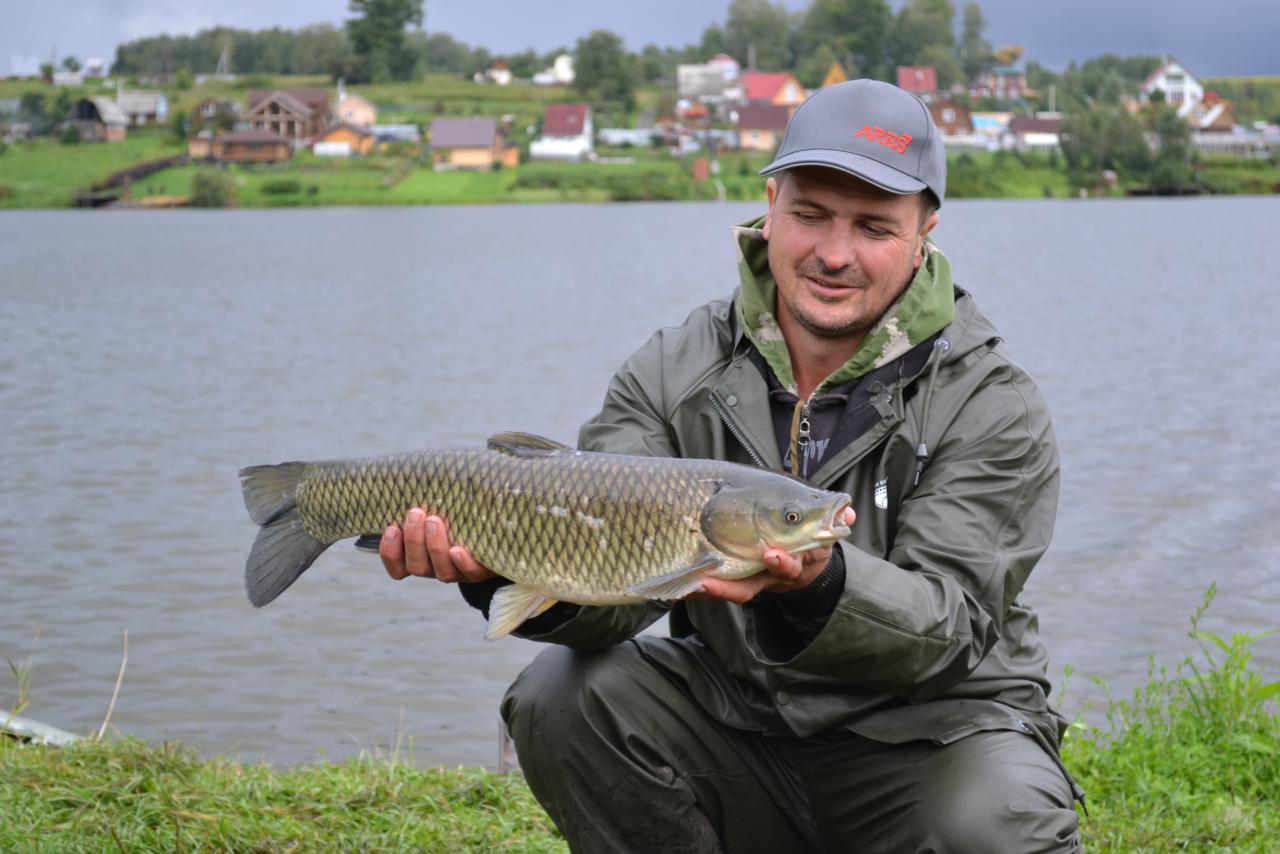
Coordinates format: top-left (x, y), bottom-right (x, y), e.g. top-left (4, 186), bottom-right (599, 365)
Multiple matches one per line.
top-left (762, 166), bottom-right (938, 343)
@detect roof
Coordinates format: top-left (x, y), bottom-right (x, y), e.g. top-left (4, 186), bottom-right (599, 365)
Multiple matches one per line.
top-left (1009, 116), bottom-right (1060, 134)
top-left (248, 88), bottom-right (328, 110)
top-left (244, 90), bottom-right (314, 119)
top-left (738, 104), bottom-right (790, 132)
top-left (1140, 58), bottom-right (1194, 92)
top-left (87, 97), bottom-right (127, 126)
top-left (216, 129), bottom-right (291, 144)
top-left (544, 103), bottom-right (589, 136)
top-left (896, 66), bottom-right (938, 94)
top-left (323, 122), bottom-right (374, 138)
top-left (116, 90), bottom-right (166, 114)
top-left (430, 117), bottom-right (498, 148)
top-left (743, 71), bottom-right (797, 102)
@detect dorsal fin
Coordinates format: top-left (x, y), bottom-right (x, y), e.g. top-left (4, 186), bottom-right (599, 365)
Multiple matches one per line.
top-left (486, 432), bottom-right (574, 458)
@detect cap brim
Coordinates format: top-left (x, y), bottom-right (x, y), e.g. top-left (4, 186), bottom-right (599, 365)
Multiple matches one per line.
top-left (759, 149), bottom-right (927, 196)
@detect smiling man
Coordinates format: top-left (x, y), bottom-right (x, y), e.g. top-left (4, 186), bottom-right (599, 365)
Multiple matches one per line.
top-left (382, 79), bottom-right (1083, 851)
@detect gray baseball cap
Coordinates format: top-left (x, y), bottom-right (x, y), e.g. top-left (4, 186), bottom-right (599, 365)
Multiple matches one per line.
top-left (760, 79), bottom-right (947, 206)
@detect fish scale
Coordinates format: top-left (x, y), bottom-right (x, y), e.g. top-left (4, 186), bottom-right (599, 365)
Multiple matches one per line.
top-left (240, 432), bottom-right (852, 637)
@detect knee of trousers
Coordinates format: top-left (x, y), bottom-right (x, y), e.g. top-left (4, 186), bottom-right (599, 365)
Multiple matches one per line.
top-left (500, 643), bottom-right (640, 753)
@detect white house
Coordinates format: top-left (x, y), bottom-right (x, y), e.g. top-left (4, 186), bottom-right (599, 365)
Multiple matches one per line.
top-left (1139, 58), bottom-right (1204, 119)
top-left (532, 54), bottom-right (575, 86)
top-left (529, 103), bottom-right (593, 161)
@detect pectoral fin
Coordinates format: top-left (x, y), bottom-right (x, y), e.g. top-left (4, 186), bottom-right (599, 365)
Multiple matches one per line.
top-left (485, 584), bottom-right (558, 641)
top-left (626, 552), bottom-right (724, 600)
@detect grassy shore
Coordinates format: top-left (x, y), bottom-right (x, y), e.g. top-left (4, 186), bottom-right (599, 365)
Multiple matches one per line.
top-left (4, 587), bottom-right (1275, 851)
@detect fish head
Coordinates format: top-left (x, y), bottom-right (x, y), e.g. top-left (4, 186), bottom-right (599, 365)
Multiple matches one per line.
top-left (700, 471), bottom-right (852, 560)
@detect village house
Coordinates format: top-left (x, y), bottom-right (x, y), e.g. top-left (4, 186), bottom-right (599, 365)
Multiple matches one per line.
top-left (243, 89), bottom-right (329, 143)
top-left (314, 122), bottom-right (375, 156)
top-left (970, 67), bottom-right (1029, 103)
top-left (480, 59), bottom-right (513, 86)
top-left (529, 103), bottom-right (593, 161)
top-left (70, 97), bottom-right (127, 141)
top-left (1139, 58), bottom-right (1204, 118)
top-left (1189, 91), bottom-right (1236, 133)
top-left (1008, 115), bottom-right (1062, 153)
top-left (532, 54), bottom-right (575, 86)
top-left (115, 87), bottom-right (168, 125)
top-left (192, 97), bottom-right (241, 130)
top-left (927, 100), bottom-right (979, 149)
top-left (821, 61), bottom-right (848, 89)
top-left (737, 104), bottom-right (790, 152)
top-left (333, 83), bottom-right (376, 127)
top-left (373, 123), bottom-right (422, 144)
top-left (210, 129), bottom-right (292, 163)
top-left (0, 99), bottom-right (32, 141)
top-left (428, 117), bottom-right (519, 171)
top-left (741, 71), bottom-right (806, 112)
top-left (897, 66), bottom-right (938, 99)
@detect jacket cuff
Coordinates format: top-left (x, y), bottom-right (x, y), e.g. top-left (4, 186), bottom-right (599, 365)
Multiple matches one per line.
top-left (770, 545), bottom-right (846, 620)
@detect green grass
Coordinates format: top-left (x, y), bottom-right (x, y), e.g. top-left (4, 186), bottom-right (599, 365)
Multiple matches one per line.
top-left (0, 740), bottom-right (563, 852)
top-left (3, 586), bottom-right (1275, 851)
top-left (1059, 585), bottom-right (1279, 851)
top-left (0, 133), bottom-right (183, 208)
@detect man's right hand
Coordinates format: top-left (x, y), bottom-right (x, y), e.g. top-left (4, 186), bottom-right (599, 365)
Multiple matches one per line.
top-left (380, 508), bottom-right (497, 584)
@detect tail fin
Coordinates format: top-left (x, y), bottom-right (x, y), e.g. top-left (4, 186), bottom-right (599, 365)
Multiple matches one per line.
top-left (239, 463), bottom-right (331, 607)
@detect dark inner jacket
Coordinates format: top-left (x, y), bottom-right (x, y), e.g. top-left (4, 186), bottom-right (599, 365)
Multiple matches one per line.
top-left (461, 218), bottom-right (1066, 749)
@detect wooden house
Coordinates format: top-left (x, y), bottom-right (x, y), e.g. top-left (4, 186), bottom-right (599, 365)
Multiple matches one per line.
top-left (314, 123), bottom-right (375, 156)
top-left (821, 61), bottom-right (848, 89)
top-left (243, 89), bottom-right (329, 141)
top-left (928, 101), bottom-right (974, 137)
top-left (211, 129), bottom-right (292, 163)
top-left (115, 89), bottom-right (168, 125)
top-left (429, 117), bottom-right (519, 170)
top-left (737, 104), bottom-right (790, 152)
top-left (334, 84), bottom-right (376, 127)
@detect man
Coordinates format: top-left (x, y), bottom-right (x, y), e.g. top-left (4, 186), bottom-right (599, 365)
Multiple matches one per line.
top-left (381, 80), bottom-right (1084, 852)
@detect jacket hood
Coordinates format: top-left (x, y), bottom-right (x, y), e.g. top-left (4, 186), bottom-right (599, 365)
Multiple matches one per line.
top-left (732, 214), bottom-right (956, 396)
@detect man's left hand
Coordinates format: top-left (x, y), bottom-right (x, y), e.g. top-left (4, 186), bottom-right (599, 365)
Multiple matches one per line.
top-left (688, 506), bottom-right (856, 604)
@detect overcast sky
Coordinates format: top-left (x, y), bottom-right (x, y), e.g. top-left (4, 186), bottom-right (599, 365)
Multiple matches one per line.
top-left (4, 0), bottom-right (1276, 78)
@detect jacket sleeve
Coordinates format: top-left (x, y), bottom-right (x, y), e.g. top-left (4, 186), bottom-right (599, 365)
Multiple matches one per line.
top-left (507, 327), bottom-right (683, 649)
top-left (760, 353), bottom-right (1060, 701)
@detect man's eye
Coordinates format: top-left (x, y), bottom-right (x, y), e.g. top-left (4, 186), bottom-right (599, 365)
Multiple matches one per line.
top-left (794, 212), bottom-right (822, 223)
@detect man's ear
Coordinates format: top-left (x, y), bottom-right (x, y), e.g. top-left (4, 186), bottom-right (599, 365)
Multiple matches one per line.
top-left (914, 211), bottom-right (940, 269)
top-left (762, 177), bottom-right (778, 240)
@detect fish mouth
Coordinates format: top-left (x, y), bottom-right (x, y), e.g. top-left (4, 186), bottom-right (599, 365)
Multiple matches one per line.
top-left (815, 495), bottom-right (853, 542)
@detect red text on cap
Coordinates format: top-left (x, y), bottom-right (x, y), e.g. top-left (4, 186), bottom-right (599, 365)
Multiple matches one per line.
top-left (854, 124), bottom-right (913, 154)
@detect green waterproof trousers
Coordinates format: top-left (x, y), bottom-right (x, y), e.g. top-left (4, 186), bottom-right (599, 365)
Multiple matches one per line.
top-left (502, 639), bottom-right (1083, 854)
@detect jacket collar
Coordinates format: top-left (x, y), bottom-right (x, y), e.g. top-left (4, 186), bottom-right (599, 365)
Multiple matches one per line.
top-left (731, 215), bottom-right (956, 397)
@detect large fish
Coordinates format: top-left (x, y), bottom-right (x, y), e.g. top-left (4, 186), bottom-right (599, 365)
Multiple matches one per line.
top-left (240, 432), bottom-right (852, 639)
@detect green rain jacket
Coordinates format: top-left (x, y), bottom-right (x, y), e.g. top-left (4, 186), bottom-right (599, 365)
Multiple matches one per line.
top-left (521, 218), bottom-right (1065, 748)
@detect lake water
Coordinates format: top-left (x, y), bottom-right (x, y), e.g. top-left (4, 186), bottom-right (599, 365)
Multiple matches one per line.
top-left (2, 198), bottom-right (1277, 768)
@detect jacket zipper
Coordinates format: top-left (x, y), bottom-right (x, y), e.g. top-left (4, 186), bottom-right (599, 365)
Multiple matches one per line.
top-left (708, 392), bottom-right (769, 469)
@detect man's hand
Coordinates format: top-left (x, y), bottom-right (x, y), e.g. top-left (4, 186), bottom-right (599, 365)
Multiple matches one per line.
top-left (380, 508), bottom-right (497, 584)
top-left (688, 507), bottom-right (856, 604)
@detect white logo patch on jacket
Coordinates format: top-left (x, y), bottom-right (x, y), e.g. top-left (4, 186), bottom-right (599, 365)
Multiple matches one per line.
top-left (874, 478), bottom-right (889, 510)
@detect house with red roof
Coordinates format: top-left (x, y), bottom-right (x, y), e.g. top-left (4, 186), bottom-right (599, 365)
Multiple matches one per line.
top-left (529, 103), bottom-right (593, 161)
top-left (896, 66), bottom-right (938, 98)
top-left (737, 104), bottom-right (790, 152)
top-left (741, 71), bottom-right (805, 111)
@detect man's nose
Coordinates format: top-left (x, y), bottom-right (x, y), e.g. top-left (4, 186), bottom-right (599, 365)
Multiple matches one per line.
top-left (814, 229), bottom-right (856, 271)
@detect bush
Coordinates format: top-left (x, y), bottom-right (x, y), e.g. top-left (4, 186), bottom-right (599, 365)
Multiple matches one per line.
top-left (59, 125), bottom-right (81, 145)
top-left (189, 169), bottom-right (235, 208)
top-left (260, 178), bottom-right (303, 195)
top-left (0, 185), bottom-right (13, 200)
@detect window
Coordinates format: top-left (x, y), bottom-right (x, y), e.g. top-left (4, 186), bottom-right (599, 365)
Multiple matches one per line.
top-left (943, 108), bottom-right (955, 123)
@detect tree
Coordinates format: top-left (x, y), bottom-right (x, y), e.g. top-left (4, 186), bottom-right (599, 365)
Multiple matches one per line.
top-left (61, 56), bottom-right (81, 73)
top-left (1149, 107), bottom-right (1192, 188)
top-left (956, 2), bottom-right (992, 82)
top-left (1060, 103), bottom-right (1151, 188)
top-left (573, 30), bottom-right (636, 111)
top-left (345, 0), bottom-right (425, 82)
top-left (724, 0), bottom-right (795, 70)
top-left (800, 0), bottom-right (893, 81)
top-left (891, 0), bottom-right (955, 69)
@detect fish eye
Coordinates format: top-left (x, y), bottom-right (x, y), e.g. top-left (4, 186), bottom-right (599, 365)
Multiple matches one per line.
top-left (783, 504), bottom-right (801, 525)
